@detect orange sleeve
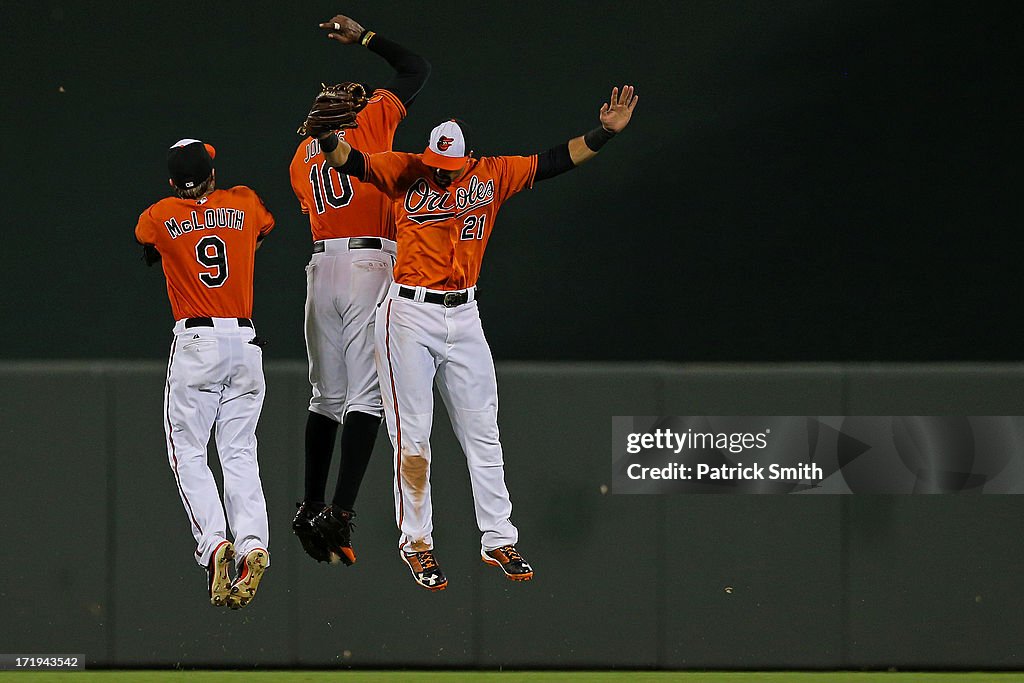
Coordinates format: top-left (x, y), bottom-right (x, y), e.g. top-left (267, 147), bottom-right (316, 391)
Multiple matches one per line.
top-left (238, 186), bottom-right (275, 237)
top-left (289, 154), bottom-right (311, 215)
top-left (134, 207), bottom-right (158, 245)
top-left (254, 193), bottom-right (275, 237)
top-left (371, 88), bottom-right (407, 131)
top-left (362, 151), bottom-right (419, 200)
top-left (494, 155), bottom-right (538, 203)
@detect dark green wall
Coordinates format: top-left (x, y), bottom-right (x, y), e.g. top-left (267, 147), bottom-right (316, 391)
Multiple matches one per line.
top-left (1, 1), bottom-right (1022, 362)
top-left (2, 361), bottom-right (1023, 668)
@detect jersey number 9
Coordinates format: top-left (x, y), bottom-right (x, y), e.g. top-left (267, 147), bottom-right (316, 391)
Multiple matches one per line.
top-left (196, 235), bottom-right (229, 288)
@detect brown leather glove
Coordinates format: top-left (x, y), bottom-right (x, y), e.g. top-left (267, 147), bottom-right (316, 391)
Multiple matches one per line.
top-left (297, 82), bottom-right (370, 137)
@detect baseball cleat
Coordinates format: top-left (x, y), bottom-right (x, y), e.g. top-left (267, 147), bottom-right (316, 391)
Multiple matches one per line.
top-left (292, 501), bottom-right (330, 563)
top-left (227, 548), bottom-right (268, 609)
top-left (400, 549), bottom-right (448, 591)
top-left (312, 505), bottom-right (357, 566)
top-left (207, 540), bottom-right (236, 607)
top-left (482, 545), bottom-right (534, 581)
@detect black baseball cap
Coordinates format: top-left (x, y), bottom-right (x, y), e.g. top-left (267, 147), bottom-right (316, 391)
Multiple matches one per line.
top-left (167, 138), bottom-right (216, 189)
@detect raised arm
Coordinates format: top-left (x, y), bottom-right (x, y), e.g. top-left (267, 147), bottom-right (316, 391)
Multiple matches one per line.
top-left (319, 132), bottom-right (356, 170)
top-left (320, 15), bottom-right (431, 107)
top-left (535, 85), bottom-right (639, 182)
top-left (318, 135), bottom-right (413, 201)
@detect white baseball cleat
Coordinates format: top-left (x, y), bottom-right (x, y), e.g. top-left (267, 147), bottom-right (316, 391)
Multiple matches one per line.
top-left (227, 548), bottom-right (269, 609)
top-left (207, 540), bottom-right (236, 607)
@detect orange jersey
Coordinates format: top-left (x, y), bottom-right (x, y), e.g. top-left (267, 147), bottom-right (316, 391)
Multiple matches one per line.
top-left (135, 186), bottom-right (275, 320)
top-left (359, 153), bottom-right (537, 290)
top-left (290, 88), bottom-right (407, 242)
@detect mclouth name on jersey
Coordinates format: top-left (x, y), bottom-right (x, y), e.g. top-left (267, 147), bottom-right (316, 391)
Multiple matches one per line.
top-left (165, 208), bottom-right (247, 239)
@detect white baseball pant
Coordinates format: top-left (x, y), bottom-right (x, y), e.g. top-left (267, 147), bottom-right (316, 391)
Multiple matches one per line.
top-left (305, 237), bottom-right (396, 421)
top-left (163, 317), bottom-right (270, 568)
top-left (375, 283), bottom-right (519, 553)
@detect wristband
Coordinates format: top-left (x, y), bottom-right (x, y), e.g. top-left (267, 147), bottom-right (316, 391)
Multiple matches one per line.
top-left (583, 126), bottom-right (616, 152)
top-left (319, 133), bottom-right (339, 153)
top-left (359, 29), bottom-right (376, 46)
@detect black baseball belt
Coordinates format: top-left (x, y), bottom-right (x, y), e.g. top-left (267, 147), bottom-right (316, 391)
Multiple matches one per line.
top-left (184, 317), bottom-right (253, 329)
top-left (313, 237), bottom-right (384, 253)
top-left (397, 286), bottom-right (475, 308)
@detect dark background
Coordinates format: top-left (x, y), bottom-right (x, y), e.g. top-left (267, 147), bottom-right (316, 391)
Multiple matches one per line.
top-left (1, 0), bottom-right (1021, 362)
top-left (5, 362), bottom-right (1024, 669)
top-left (4, 3), bottom-right (1024, 670)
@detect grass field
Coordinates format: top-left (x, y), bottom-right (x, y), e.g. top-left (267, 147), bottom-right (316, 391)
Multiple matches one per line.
top-left (5, 673), bottom-right (1024, 682)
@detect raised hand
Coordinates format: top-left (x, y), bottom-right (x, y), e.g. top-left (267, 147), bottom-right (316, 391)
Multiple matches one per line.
top-left (599, 85), bottom-right (639, 134)
top-left (319, 15), bottom-right (365, 44)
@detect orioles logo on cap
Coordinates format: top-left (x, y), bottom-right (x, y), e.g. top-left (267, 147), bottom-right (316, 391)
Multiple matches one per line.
top-left (436, 136), bottom-right (454, 152)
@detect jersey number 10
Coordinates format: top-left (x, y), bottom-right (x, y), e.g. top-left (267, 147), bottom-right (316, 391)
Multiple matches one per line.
top-left (309, 162), bottom-right (355, 214)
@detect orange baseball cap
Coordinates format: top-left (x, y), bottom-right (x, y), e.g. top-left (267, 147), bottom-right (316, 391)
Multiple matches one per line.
top-left (421, 119), bottom-right (471, 171)
top-left (168, 138), bottom-right (217, 189)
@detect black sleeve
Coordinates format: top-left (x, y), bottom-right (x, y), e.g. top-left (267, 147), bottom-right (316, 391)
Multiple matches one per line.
top-left (534, 143), bottom-right (575, 182)
top-left (334, 148), bottom-right (367, 179)
top-left (368, 34), bottom-right (431, 107)
top-left (141, 244), bottom-right (161, 266)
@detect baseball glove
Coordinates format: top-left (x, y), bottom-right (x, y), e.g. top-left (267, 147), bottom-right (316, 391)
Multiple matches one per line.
top-left (297, 82), bottom-right (370, 136)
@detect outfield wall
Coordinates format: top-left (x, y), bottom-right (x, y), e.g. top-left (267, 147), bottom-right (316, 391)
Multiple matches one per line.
top-left (2, 362), bottom-right (1023, 669)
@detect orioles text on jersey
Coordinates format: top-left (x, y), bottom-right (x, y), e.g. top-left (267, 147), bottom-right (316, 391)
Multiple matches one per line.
top-left (359, 153), bottom-right (537, 290)
top-left (404, 175), bottom-right (495, 225)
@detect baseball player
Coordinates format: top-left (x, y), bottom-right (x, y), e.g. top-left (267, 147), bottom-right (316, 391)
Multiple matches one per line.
top-left (135, 139), bottom-right (275, 608)
top-left (289, 15), bottom-right (430, 566)
top-left (306, 85), bottom-right (639, 590)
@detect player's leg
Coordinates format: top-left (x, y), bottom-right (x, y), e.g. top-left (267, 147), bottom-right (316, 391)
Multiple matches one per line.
top-left (303, 253), bottom-right (347, 502)
top-left (435, 304), bottom-right (521, 551)
top-left (312, 405), bottom-right (379, 564)
top-left (375, 296), bottom-right (442, 553)
top-left (311, 248), bottom-right (394, 565)
top-left (295, 252), bottom-right (346, 561)
top-left (164, 332), bottom-right (231, 570)
top-left (436, 305), bottom-right (532, 580)
top-left (215, 332), bottom-right (270, 568)
top-left (331, 247), bottom-right (394, 510)
top-left (303, 411), bottom-right (339, 504)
